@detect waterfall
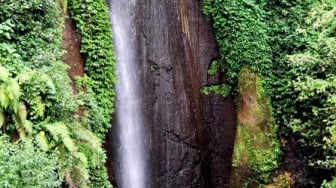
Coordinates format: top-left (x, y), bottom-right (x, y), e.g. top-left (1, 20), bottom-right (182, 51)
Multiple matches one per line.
top-left (109, 0), bottom-right (147, 188)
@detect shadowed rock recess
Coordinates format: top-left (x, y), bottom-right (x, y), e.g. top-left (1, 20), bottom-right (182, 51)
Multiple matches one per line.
top-left (106, 1), bottom-right (236, 187)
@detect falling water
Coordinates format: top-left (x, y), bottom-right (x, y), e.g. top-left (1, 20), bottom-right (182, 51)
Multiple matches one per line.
top-left (109, 0), bottom-right (147, 188)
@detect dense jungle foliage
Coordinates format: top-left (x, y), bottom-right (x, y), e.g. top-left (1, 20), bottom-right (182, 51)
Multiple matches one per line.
top-left (202, 0), bottom-right (336, 187)
top-left (1, 0), bottom-right (336, 187)
top-left (0, 0), bottom-right (114, 187)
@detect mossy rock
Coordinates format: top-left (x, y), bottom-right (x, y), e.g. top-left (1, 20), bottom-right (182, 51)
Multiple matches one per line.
top-left (230, 66), bottom-right (280, 187)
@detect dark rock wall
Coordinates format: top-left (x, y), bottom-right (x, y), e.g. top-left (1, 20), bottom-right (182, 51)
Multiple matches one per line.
top-left (107, 0), bottom-right (236, 187)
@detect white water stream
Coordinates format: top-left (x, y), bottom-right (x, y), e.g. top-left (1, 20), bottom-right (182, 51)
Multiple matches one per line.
top-left (109, 0), bottom-right (147, 188)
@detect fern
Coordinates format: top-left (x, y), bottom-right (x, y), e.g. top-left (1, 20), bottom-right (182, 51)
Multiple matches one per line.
top-left (35, 131), bottom-right (49, 151)
top-left (0, 1), bottom-right (111, 186)
top-left (0, 85), bottom-right (9, 109)
top-left (13, 115), bottom-right (33, 138)
top-left (0, 136), bottom-right (61, 187)
top-left (44, 122), bottom-right (76, 152)
top-left (0, 66), bottom-right (9, 81)
top-left (71, 164), bottom-right (90, 188)
top-left (6, 79), bottom-right (20, 106)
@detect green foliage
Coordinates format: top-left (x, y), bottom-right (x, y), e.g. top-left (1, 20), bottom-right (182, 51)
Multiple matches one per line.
top-left (200, 0), bottom-right (336, 186)
top-left (201, 1), bottom-right (279, 185)
top-left (66, 2), bottom-right (115, 185)
top-left (322, 176), bottom-right (336, 188)
top-left (266, 0), bottom-right (313, 135)
top-left (0, 66), bottom-right (107, 187)
top-left (74, 76), bottom-right (106, 133)
top-left (0, 0), bottom-right (63, 69)
top-left (201, 0), bottom-right (272, 86)
top-left (68, 0), bottom-right (116, 139)
top-left (0, 136), bottom-right (61, 188)
top-left (207, 60), bottom-right (220, 76)
top-left (242, 126), bottom-right (281, 185)
top-left (283, 1), bottom-right (336, 171)
top-left (0, 65), bottom-right (33, 137)
top-left (262, 0), bottom-right (336, 185)
top-left (88, 166), bottom-right (113, 188)
top-left (0, 0), bottom-right (112, 187)
top-left (201, 84), bottom-right (231, 97)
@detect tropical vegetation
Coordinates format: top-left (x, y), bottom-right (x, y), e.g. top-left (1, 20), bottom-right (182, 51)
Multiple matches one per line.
top-left (202, 0), bottom-right (336, 187)
top-left (0, 0), bottom-right (113, 187)
top-left (1, 0), bottom-right (336, 187)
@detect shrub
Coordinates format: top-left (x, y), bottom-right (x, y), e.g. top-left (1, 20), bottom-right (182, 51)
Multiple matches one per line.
top-left (0, 136), bottom-right (61, 188)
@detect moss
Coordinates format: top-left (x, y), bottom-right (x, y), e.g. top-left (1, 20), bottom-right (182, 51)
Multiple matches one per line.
top-left (230, 66), bottom-right (281, 187)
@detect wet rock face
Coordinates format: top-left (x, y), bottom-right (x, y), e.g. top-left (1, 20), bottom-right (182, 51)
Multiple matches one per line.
top-left (108, 1), bottom-right (236, 187)
top-left (137, 1), bottom-right (204, 187)
top-left (135, 1), bottom-right (236, 187)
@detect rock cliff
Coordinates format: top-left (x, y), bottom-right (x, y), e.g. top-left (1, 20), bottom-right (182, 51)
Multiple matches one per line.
top-left (106, 1), bottom-right (236, 187)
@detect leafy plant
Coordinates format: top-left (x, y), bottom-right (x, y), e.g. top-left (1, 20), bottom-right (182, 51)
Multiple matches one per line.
top-left (201, 84), bottom-right (231, 97)
top-left (284, 1), bottom-right (336, 171)
top-left (321, 176), bottom-right (336, 188)
top-left (0, 66), bottom-right (32, 137)
top-left (0, 0), bottom-right (113, 187)
top-left (0, 65), bottom-right (108, 187)
top-left (68, 0), bottom-right (116, 139)
top-left (265, 0), bottom-right (335, 185)
top-left (201, 0), bottom-right (272, 87)
top-left (0, 136), bottom-right (61, 188)
top-left (201, 1), bottom-right (279, 186)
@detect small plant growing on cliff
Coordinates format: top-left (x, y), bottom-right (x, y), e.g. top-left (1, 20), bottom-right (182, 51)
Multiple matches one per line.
top-left (201, 84), bottom-right (231, 97)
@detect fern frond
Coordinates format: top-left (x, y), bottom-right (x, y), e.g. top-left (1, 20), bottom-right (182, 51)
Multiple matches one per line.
top-left (65, 170), bottom-right (77, 188)
top-left (63, 164), bottom-right (90, 188)
top-left (16, 71), bottom-right (33, 84)
top-left (35, 131), bottom-right (49, 151)
top-left (77, 142), bottom-right (104, 168)
top-left (6, 79), bottom-right (20, 103)
top-left (40, 73), bottom-right (56, 92)
top-left (0, 66), bottom-right (9, 82)
top-left (60, 0), bottom-right (68, 14)
top-left (70, 124), bottom-right (102, 152)
top-left (12, 102), bottom-right (32, 138)
top-left (32, 96), bottom-right (45, 118)
top-left (73, 151), bottom-right (88, 166)
top-left (70, 124), bottom-right (104, 167)
top-left (14, 116), bottom-right (33, 138)
top-left (71, 164), bottom-right (89, 188)
top-left (44, 122), bottom-right (76, 152)
top-left (0, 85), bottom-right (9, 109)
top-left (17, 102), bottom-right (27, 122)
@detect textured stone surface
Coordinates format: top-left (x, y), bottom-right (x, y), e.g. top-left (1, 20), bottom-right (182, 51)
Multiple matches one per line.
top-left (230, 66), bottom-right (278, 188)
top-left (107, 1), bottom-right (236, 187)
